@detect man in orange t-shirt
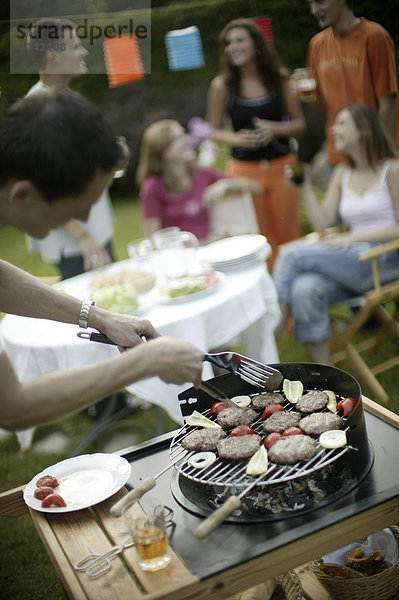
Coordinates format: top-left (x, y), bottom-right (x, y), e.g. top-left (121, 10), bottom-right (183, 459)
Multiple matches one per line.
top-left (307, 0), bottom-right (399, 164)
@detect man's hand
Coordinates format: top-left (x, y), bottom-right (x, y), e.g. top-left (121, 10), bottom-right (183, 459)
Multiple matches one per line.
top-left (141, 337), bottom-right (204, 388)
top-left (97, 312), bottom-right (161, 350)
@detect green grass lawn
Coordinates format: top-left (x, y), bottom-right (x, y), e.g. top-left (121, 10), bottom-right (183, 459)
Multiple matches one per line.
top-left (1, 194), bottom-right (398, 599)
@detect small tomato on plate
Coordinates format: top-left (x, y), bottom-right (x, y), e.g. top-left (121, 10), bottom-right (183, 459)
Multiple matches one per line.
top-left (210, 401), bottom-right (228, 415)
top-left (262, 404), bottom-right (285, 419)
top-left (230, 425), bottom-right (255, 436)
top-left (41, 494), bottom-right (67, 508)
top-left (336, 397), bottom-right (357, 417)
top-left (34, 486), bottom-right (54, 500)
top-left (264, 432), bottom-right (282, 449)
top-left (36, 475), bottom-right (59, 488)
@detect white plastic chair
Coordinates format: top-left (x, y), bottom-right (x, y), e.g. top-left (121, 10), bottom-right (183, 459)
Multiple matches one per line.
top-left (207, 191), bottom-right (259, 238)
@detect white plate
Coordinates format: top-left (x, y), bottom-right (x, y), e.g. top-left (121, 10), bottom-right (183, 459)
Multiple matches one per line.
top-left (199, 234), bottom-right (269, 264)
top-left (157, 271), bottom-right (224, 304)
top-left (24, 453), bottom-right (131, 513)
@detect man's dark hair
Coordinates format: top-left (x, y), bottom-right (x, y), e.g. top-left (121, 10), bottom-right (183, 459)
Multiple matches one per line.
top-left (27, 18), bottom-right (76, 70)
top-left (0, 89), bottom-right (122, 201)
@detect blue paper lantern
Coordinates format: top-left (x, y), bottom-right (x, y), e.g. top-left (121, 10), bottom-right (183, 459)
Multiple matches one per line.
top-left (165, 26), bottom-right (205, 71)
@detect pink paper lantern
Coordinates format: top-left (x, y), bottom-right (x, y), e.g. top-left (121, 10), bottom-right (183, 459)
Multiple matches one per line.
top-left (252, 16), bottom-right (274, 48)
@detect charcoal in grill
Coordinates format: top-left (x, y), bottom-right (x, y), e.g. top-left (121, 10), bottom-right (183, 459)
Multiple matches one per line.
top-left (296, 390), bottom-right (328, 413)
top-left (205, 461), bottom-right (353, 518)
top-left (216, 406), bottom-right (258, 429)
top-left (216, 434), bottom-right (261, 460)
top-left (181, 428), bottom-right (226, 452)
top-left (251, 392), bottom-right (284, 410)
top-left (262, 411), bottom-right (301, 433)
top-left (268, 435), bottom-right (317, 464)
top-left (299, 412), bottom-right (343, 435)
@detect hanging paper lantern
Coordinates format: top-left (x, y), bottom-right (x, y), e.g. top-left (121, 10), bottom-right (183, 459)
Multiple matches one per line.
top-left (165, 26), bottom-right (204, 71)
top-left (252, 16), bottom-right (274, 48)
top-left (103, 34), bottom-right (144, 88)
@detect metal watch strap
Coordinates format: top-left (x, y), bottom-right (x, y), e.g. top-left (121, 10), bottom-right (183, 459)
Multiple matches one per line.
top-left (78, 299), bottom-right (95, 329)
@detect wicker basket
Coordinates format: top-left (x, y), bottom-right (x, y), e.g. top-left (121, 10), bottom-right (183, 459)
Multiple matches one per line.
top-left (308, 526), bottom-right (399, 600)
top-left (273, 570), bottom-right (303, 600)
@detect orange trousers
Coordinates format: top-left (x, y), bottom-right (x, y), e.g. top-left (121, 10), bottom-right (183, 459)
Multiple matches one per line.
top-left (227, 153), bottom-right (301, 269)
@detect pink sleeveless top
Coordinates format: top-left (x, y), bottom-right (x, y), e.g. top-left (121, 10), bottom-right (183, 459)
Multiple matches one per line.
top-left (339, 161), bottom-right (396, 232)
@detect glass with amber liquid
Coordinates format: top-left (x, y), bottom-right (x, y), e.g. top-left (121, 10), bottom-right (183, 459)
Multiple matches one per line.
top-left (132, 504), bottom-right (171, 571)
top-left (292, 68), bottom-right (317, 102)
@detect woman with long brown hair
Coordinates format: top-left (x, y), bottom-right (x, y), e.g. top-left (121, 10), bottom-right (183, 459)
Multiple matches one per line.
top-left (207, 18), bottom-right (306, 267)
top-left (273, 104), bottom-right (399, 364)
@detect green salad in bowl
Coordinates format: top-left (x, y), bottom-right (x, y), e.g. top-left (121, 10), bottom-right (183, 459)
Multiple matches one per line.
top-left (91, 282), bottom-right (139, 313)
top-left (159, 275), bottom-right (209, 299)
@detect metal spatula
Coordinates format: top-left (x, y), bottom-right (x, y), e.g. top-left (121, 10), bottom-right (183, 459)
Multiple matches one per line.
top-left (204, 352), bottom-right (282, 390)
top-left (77, 333), bottom-right (282, 390)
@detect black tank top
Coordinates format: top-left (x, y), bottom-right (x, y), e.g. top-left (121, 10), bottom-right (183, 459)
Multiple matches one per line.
top-left (228, 91), bottom-right (290, 161)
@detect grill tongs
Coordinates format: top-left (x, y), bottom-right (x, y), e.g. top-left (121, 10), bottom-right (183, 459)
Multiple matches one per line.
top-left (77, 333), bottom-right (282, 390)
top-left (204, 352), bottom-right (282, 390)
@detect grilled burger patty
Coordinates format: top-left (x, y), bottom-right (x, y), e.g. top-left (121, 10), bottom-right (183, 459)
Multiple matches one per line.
top-left (216, 407), bottom-right (258, 429)
top-left (251, 392), bottom-right (285, 410)
top-left (217, 434), bottom-right (262, 460)
top-left (263, 411), bottom-right (301, 433)
top-left (268, 435), bottom-right (317, 464)
top-left (181, 428), bottom-right (226, 452)
top-left (297, 390), bottom-right (328, 413)
top-left (299, 412), bottom-right (343, 435)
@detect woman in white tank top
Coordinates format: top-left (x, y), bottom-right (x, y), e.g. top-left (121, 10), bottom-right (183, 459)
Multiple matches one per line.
top-left (273, 104), bottom-right (399, 364)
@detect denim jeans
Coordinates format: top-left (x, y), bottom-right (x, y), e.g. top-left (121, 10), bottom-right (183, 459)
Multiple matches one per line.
top-left (273, 240), bottom-right (399, 343)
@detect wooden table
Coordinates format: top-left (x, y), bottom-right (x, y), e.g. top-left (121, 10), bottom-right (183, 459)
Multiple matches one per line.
top-left (1, 397), bottom-right (399, 600)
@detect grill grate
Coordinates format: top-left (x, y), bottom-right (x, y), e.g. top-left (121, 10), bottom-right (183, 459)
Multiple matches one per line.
top-left (170, 403), bottom-right (351, 489)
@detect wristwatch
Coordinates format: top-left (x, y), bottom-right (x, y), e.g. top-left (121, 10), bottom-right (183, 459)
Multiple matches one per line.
top-left (78, 299), bottom-right (95, 329)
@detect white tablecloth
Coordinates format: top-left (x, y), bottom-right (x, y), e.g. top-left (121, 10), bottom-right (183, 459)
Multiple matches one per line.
top-left (1, 258), bottom-right (281, 447)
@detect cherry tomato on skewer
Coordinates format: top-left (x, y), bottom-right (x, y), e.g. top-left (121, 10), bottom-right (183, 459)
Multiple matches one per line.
top-left (336, 397), bottom-right (357, 417)
top-left (282, 427), bottom-right (304, 437)
top-left (210, 401), bottom-right (228, 415)
top-left (264, 432), bottom-right (282, 449)
top-left (230, 425), bottom-right (255, 437)
top-left (262, 404), bottom-right (285, 419)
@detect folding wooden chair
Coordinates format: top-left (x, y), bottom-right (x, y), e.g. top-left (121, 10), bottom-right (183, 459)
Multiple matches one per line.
top-left (330, 238), bottom-right (399, 403)
top-left (206, 191), bottom-right (259, 238)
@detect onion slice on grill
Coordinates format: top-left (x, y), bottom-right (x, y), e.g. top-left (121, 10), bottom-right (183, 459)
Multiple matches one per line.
top-left (230, 395), bottom-right (252, 407)
top-left (188, 452), bottom-right (217, 469)
top-left (319, 429), bottom-right (347, 449)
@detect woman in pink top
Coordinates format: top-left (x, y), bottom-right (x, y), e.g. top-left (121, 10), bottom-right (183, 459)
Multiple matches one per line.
top-left (273, 104), bottom-right (399, 364)
top-left (137, 119), bottom-right (261, 242)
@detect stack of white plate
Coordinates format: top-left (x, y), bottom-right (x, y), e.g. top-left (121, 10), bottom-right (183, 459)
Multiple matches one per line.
top-left (198, 234), bottom-right (271, 272)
